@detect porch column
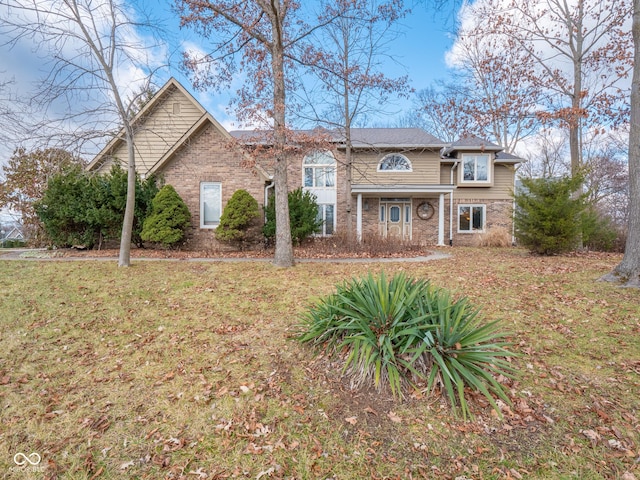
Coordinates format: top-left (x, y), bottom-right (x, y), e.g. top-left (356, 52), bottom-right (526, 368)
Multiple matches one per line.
top-left (437, 193), bottom-right (445, 246)
top-left (356, 194), bottom-right (363, 243)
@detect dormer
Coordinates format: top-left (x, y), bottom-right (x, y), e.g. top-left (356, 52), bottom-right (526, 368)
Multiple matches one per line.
top-left (440, 136), bottom-right (505, 187)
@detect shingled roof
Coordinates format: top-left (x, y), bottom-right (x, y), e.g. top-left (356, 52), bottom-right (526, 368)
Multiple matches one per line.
top-left (441, 135), bottom-right (502, 156)
top-left (229, 127), bottom-right (446, 149)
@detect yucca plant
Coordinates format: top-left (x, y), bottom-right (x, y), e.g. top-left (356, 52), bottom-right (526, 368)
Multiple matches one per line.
top-left (298, 272), bottom-right (518, 419)
top-left (419, 290), bottom-right (518, 419)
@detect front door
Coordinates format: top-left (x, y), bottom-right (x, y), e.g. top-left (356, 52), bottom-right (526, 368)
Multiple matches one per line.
top-left (379, 200), bottom-right (412, 240)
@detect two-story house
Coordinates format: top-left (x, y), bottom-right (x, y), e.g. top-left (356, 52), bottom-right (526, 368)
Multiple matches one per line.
top-left (87, 78), bottom-right (522, 249)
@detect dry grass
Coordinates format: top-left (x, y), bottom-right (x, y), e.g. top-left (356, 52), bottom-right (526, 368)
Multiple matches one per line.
top-left (0, 249), bottom-right (638, 479)
top-left (475, 226), bottom-right (512, 247)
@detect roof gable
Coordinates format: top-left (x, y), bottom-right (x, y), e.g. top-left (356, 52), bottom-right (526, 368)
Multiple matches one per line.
top-left (86, 78), bottom-right (210, 175)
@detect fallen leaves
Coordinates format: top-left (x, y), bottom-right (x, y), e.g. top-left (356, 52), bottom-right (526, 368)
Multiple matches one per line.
top-left (387, 411), bottom-right (402, 423)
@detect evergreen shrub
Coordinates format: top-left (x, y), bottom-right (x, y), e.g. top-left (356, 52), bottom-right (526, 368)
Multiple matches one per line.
top-left (263, 188), bottom-right (323, 245)
top-left (215, 189), bottom-right (261, 247)
top-left (140, 185), bottom-right (190, 248)
top-left (514, 174), bottom-right (588, 255)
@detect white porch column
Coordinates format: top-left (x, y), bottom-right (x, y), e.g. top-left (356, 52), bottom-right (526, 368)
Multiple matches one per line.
top-left (356, 194), bottom-right (363, 243)
top-left (437, 193), bottom-right (445, 246)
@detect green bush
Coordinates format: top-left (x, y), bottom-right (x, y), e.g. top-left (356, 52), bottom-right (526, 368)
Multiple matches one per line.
top-left (140, 185), bottom-right (191, 248)
top-left (36, 165), bottom-right (97, 247)
top-left (298, 272), bottom-right (517, 419)
top-left (581, 208), bottom-right (619, 252)
top-left (0, 239), bottom-right (26, 248)
top-left (36, 164), bottom-right (158, 249)
top-left (215, 189), bottom-right (261, 247)
top-left (263, 188), bottom-right (323, 245)
top-left (514, 174), bottom-right (588, 255)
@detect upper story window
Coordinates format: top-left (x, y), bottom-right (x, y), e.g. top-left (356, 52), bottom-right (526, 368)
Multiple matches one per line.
top-left (303, 151), bottom-right (336, 188)
top-left (378, 153), bottom-right (412, 172)
top-left (461, 154), bottom-right (490, 183)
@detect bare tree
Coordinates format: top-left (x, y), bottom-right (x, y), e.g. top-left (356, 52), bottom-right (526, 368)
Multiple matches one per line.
top-left (518, 129), bottom-right (570, 179)
top-left (176, 0), bottom-right (350, 267)
top-left (601, 0), bottom-right (640, 287)
top-left (0, 0), bottom-right (166, 266)
top-left (445, 30), bottom-right (540, 153)
top-left (293, 0), bottom-right (411, 237)
top-left (472, 0), bottom-right (633, 177)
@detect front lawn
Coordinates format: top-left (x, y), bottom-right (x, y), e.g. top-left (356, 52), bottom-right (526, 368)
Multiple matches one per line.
top-left (0, 249), bottom-right (638, 479)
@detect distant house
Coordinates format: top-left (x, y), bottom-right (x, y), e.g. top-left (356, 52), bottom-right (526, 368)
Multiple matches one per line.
top-left (0, 225), bottom-right (25, 244)
top-left (87, 78), bottom-right (523, 249)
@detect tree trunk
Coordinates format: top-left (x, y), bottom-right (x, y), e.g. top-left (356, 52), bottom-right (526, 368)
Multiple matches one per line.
top-left (343, 66), bottom-right (354, 240)
top-left (118, 126), bottom-right (135, 267)
top-left (269, 5), bottom-right (294, 268)
top-left (569, 0), bottom-right (584, 180)
top-left (600, 0), bottom-right (640, 287)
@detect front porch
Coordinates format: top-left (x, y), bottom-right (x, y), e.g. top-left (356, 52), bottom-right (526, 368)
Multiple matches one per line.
top-left (351, 184), bottom-right (456, 246)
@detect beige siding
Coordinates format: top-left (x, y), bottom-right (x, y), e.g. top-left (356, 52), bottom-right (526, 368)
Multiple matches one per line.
top-left (94, 86), bottom-right (204, 176)
top-left (352, 150), bottom-right (441, 185)
top-left (440, 163), bottom-right (515, 200)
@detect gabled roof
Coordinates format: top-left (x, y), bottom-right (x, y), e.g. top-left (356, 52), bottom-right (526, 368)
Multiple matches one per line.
top-left (1, 226), bottom-right (24, 240)
top-left (87, 77), bottom-right (208, 172)
top-left (439, 135), bottom-right (524, 164)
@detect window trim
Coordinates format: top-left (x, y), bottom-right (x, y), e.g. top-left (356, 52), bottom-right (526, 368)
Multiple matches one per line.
top-left (200, 182), bottom-right (222, 229)
top-left (458, 204), bottom-right (486, 233)
top-left (302, 151), bottom-right (337, 189)
top-left (377, 153), bottom-right (413, 172)
top-left (460, 154), bottom-right (491, 184)
top-left (315, 203), bottom-right (335, 236)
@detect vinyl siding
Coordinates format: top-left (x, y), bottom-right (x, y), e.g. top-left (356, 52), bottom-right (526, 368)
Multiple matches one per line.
top-left (94, 86), bottom-right (204, 176)
top-left (440, 163), bottom-right (515, 200)
top-left (352, 150), bottom-right (441, 185)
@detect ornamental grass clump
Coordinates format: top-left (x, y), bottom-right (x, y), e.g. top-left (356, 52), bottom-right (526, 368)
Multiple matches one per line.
top-left (298, 272), bottom-right (518, 419)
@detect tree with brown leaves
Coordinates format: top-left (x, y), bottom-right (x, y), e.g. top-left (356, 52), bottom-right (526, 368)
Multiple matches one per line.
top-left (472, 0), bottom-right (633, 177)
top-left (294, 0), bottom-right (411, 238)
top-left (0, 147), bottom-right (81, 245)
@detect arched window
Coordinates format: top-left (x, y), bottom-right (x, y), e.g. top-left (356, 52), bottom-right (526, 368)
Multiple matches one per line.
top-left (303, 151), bottom-right (336, 188)
top-left (378, 153), bottom-right (412, 172)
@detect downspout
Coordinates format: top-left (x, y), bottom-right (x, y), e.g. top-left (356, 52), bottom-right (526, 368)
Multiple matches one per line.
top-left (449, 161), bottom-right (459, 246)
top-left (264, 179), bottom-right (275, 223)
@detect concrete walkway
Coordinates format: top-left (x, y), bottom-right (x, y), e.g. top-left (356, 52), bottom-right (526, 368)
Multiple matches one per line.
top-left (0, 248), bottom-right (451, 263)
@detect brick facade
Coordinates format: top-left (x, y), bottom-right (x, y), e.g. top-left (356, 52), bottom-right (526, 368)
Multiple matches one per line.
top-left (159, 123), bottom-right (267, 250)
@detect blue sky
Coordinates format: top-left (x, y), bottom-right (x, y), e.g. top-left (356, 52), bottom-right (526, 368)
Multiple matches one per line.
top-left (159, 2), bottom-right (461, 130)
top-left (0, 1), bottom-right (462, 223)
top-left (0, 1), bottom-right (461, 156)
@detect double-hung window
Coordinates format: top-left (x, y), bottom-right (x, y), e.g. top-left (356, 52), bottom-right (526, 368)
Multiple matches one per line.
top-left (458, 204), bottom-right (485, 232)
top-left (461, 154), bottom-right (490, 184)
top-left (200, 182), bottom-right (221, 228)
